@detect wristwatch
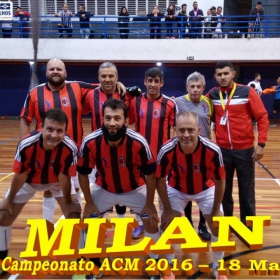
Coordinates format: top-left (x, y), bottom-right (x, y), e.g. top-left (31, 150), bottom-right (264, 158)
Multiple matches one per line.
top-left (258, 143), bottom-right (265, 148)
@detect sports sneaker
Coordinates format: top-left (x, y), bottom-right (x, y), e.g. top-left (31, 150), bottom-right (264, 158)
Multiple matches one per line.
top-left (132, 225), bottom-right (144, 239)
top-left (85, 272), bottom-right (103, 279)
top-left (72, 274), bottom-right (86, 279)
top-left (198, 223), bottom-right (211, 241)
top-left (150, 274), bottom-right (161, 279)
top-left (247, 34), bottom-right (251, 39)
top-left (270, 123), bottom-right (276, 127)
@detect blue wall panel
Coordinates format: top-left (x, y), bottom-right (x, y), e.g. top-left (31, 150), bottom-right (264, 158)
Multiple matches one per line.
top-left (0, 62), bottom-right (278, 119)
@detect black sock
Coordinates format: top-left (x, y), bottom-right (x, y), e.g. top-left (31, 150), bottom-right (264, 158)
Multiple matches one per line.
top-left (198, 210), bottom-right (206, 227)
top-left (184, 201), bottom-right (193, 227)
top-left (273, 114), bottom-right (277, 124)
top-left (89, 258), bottom-right (101, 268)
top-left (115, 204), bottom-right (126, 215)
top-left (0, 250), bottom-right (8, 261)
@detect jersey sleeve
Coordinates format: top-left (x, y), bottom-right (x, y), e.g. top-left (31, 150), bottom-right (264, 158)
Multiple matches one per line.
top-left (77, 139), bottom-right (96, 173)
top-left (137, 139), bottom-right (156, 175)
top-left (60, 142), bottom-right (78, 177)
top-left (155, 147), bottom-right (172, 178)
top-left (82, 90), bottom-right (93, 115)
top-left (20, 91), bottom-right (35, 122)
top-left (12, 142), bottom-right (28, 174)
top-left (210, 149), bottom-right (226, 180)
top-left (169, 101), bottom-right (177, 127)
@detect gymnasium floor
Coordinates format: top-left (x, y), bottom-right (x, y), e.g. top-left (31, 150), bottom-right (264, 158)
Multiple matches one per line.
top-left (0, 119), bottom-right (279, 279)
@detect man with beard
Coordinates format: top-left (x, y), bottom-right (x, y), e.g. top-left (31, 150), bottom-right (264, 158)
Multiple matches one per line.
top-left (0, 109), bottom-right (80, 276)
top-left (19, 58), bottom-right (129, 223)
top-left (156, 111), bottom-right (227, 279)
top-left (83, 61), bottom-right (143, 240)
top-left (206, 61), bottom-right (268, 225)
top-left (78, 98), bottom-right (161, 279)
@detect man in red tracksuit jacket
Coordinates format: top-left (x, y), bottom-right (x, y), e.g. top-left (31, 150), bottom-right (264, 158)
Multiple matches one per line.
top-left (206, 61), bottom-right (268, 225)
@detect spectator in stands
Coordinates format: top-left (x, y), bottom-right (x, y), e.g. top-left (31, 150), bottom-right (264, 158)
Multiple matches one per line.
top-left (118, 6), bottom-right (129, 39)
top-left (247, 73), bottom-right (263, 96)
top-left (14, 6), bottom-right (31, 38)
top-left (203, 9), bottom-right (212, 38)
top-left (2, 21), bottom-right (13, 38)
top-left (75, 5), bottom-right (93, 39)
top-left (147, 5), bottom-right (164, 39)
top-left (209, 6), bottom-right (217, 36)
top-left (248, 1), bottom-right (264, 39)
top-left (55, 3), bottom-right (73, 38)
top-left (177, 4), bottom-right (189, 38)
top-left (212, 6), bottom-right (226, 38)
top-left (164, 3), bottom-right (176, 38)
top-left (189, 1), bottom-right (204, 39)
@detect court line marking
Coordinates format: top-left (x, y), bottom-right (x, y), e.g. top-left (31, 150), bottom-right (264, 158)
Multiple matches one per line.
top-left (190, 244), bottom-right (280, 279)
top-left (0, 137), bottom-right (19, 145)
top-left (275, 179), bottom-right (280, 186)
top-left (0, 173), bottom-right (14, 182)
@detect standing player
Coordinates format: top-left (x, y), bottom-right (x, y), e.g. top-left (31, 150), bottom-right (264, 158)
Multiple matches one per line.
top-left (206, 61), bottom-right (268, 224)
top-left (0, 109), bottom-right (80, 276)
top-left (156, 111), bottom-right (227, 279)
top-left (175, 71), bottom-right (213, 241)
top-left (128, 67), bottom-right (177, 238)
top-left (247, 72), bottom-right (263, 96)
top-left (262, 76), bottom-right (280, 127)
top-left (78, 99), bottom-right (162, 279)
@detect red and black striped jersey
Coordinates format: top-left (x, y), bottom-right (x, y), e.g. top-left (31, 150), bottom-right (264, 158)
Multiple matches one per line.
top-left (20, 81), bottom-right (97, 146)
top-left (83, 87), bottom-right (134, 131)
top-left (13, 130), bottom-right (78, 184)
top-left (78, 128), bottom-right (155, 193)
top-left (155, 135), bottom-right (225, 195)
top-left (129, 93), bottom-right (177, 159)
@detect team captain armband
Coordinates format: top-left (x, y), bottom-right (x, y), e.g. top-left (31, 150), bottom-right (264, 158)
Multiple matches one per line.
top-left (77, 166), bottom-right (92, 175)
top-left (140, 162), bottom-right (156, 175)
top-left (126, 86), bottom-right (142, 97)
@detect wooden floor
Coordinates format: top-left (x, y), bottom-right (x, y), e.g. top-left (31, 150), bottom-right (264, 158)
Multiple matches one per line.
top-left (0, 119), bottom-right (280, 279)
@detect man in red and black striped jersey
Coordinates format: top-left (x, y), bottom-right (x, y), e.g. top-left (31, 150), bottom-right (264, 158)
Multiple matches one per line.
top-left (206, 61), bottom-right (268, 225)
top-left (0, 109), bottom-right (80, 268)
top-left (156, 111), bottom-right (227, 279)
top-left (78, 99), bottom-right (161, 275)
top-left (129, 67), bottom-right (177, 160)
top-left (127, 67), bottom-right (177, 239)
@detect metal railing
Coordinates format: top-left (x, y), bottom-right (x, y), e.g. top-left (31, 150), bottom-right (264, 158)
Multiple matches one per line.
top-left (1, 14), bottom-right (280, 39)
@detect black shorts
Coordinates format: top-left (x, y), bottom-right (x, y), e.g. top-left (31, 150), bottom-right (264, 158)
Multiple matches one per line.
top-left (272, 99), bottom-right (280, 112)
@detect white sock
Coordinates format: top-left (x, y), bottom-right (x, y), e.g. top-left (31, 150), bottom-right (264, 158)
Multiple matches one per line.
top-left (117, 214), bottom-right (125, 218)
top-left (145, 231), bottom-right (160, 259)
top-left (78, 229), bottom-right (85, 249)
top-left (0, 226), bottom-right (11, 250)
top-left (43, 196), bottom-right (56, 222)
top-left (76, 189), bottom-right (82, 208)
top-left (135, 214), bottom-right (143, 226)
top-left (211, 235), bottom-right (224, 269)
